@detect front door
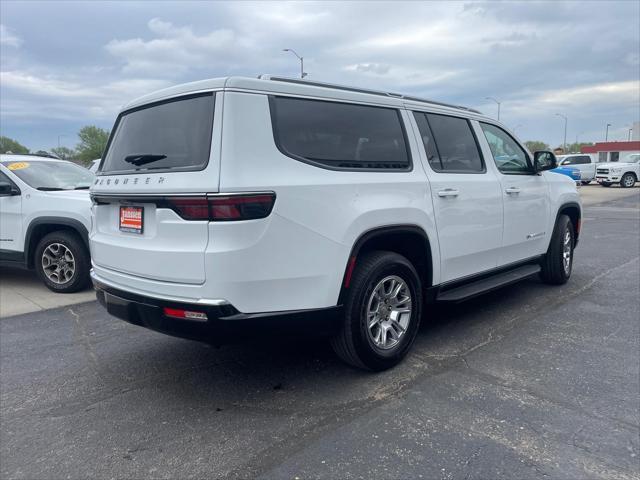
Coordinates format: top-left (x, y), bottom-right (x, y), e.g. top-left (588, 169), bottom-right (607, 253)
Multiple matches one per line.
top-left (477, 123), bottom-right (550, 266)
top-left (0, 171), bottom-right (23, 253)
top-left (412, 111), bottom-right (503, 282)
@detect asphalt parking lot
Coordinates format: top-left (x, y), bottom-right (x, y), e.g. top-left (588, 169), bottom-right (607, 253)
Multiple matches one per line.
top-left (1, 185), bottom-right (639, 479)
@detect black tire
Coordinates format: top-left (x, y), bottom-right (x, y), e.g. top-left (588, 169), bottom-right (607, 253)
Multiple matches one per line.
top-left (540, 215), bottom-right (574, 285)
top-left (601, 182), bottom-right (612, 187)
top-left (331, 251), bottom-right (422, 371)
top-left (581, 180), bottom-right (591, 186)
top-left (620, 173), bottom-right (636, 188)
top-left (34, 230), bottom-right (90, 293)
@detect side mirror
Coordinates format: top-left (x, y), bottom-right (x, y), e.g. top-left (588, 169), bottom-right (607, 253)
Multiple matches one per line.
top-left (0, 181), bottom-right (20, 196)
top-left (533, 151), bottom-right (557, 172)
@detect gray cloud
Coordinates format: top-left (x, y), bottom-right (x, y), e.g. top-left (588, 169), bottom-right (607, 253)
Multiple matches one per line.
top-left (0, 1), bottom-right (638, 150)
top-left (0, 24), bottom-right (22, 47)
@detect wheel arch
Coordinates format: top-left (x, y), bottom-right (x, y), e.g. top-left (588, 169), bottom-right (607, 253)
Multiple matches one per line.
top-left (556, 202), bottom-right (581, 246)
top-left (25, 217), bottom-right (89, 268)
top-left (338, 225), bottom-right (433, 304)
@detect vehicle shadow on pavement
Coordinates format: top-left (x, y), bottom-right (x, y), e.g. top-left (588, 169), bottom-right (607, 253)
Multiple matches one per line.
top-left (62, 275), bottom-right (551, 413)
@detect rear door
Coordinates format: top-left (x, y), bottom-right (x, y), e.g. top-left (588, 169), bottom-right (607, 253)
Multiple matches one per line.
top-left (477, 122), bottom-right (550, 266)
top-left (411, 111), bottom-right (503, 282)
top-left (90, 92), bottom-right (220, 284)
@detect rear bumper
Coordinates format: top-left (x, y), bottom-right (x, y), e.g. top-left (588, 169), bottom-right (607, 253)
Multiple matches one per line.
top-left (92, 275), bottom-right (342, 344)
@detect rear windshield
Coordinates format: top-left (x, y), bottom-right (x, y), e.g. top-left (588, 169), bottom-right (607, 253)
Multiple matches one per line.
top-left (101, 93), bottom-right (215, 174)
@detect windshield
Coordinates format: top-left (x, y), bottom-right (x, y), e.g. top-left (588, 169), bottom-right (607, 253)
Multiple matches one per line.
top-left (101, 92), bottom-right (215, 174)
top-left (1, 160), bottom-right (94, 190)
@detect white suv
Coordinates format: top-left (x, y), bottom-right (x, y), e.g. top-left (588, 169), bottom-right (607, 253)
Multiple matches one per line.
top-left (90, 76), bottom-right (582, 370)
top-left (0, 155), bottom-right (93, 292)
top-left (596, 153), bottom-right (640, 188)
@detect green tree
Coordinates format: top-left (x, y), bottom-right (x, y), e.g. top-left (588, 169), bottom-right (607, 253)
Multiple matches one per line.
top-left (0, 136), bottom-right (29, 154)
top-left (75, 126), bottom-right (109, 164)
top-left (51, 146), bottom-right (77, 160)
top-left (564, 142), bottom-right (593, 154)
top-left (524, 140), bottom-right (549, 152)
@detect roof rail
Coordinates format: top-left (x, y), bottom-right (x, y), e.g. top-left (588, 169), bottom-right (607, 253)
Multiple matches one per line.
top-left (257, 74), bottom-right (482, 115)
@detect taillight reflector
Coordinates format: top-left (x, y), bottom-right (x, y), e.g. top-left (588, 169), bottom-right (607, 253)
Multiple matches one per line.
top-left (163, 307), bottom-right (208, 321)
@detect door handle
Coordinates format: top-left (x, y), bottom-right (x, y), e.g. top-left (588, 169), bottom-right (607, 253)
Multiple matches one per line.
top-left (505, 187), bottom-right (521, 195)
top-left (438, 188), bottom-right (459, 197)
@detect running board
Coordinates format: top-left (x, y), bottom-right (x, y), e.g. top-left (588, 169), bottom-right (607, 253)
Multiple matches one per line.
top-left (436, 264), bottom-right (541, 302)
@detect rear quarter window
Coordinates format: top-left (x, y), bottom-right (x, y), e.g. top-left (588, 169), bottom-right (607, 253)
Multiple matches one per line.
top-left (270, 96), bottom-right (411, 171)
top-left (101, 93), bottom-right (215, 174)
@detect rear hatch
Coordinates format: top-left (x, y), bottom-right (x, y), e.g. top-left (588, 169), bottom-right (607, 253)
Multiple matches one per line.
top-left (90, 92), bottom-right (219, 284)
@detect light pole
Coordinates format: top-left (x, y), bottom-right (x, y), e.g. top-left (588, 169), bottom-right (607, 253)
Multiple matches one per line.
top-left (57, 134), bottom-right (67, 149)
top-left (605, 123), bottom-right (611, 141)
top-left (485, 97), bottom-right (501, 121)
top-left (555, 113), bottom-right (567, 153)
top-left (629, 128), bottom-right (633, 141)
top-left (282, 48), bottom-right (307, 79)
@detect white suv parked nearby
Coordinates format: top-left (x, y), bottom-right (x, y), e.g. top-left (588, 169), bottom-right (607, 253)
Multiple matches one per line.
top-left (0, 155), bottom-right (93, 292)
top-left (90, 76), bottom-right (582, 370)
top-left (596, 154), bottom-right (640, 188)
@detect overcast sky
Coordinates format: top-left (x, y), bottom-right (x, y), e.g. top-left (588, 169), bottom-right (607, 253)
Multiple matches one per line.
top-left (1, 0), bottom-right (639, 151)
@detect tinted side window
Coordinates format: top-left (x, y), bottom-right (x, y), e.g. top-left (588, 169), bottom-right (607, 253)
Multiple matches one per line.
top-left (480, 123), bottom-right (530, 174)
top-left (413, 112), bottom-right (440, 171)
top-left (425, 114), bottom-right (484, 173)
top-left (565, 155), bottom-right (590, 165)
top-left (271, 97), bottom-right (410, 170)
top-left (562, 156), bottom-right (588, 165)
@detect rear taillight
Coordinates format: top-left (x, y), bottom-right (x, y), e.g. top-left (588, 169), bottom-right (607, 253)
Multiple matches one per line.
top-left (167, 198), bottom-right (210, 220)
top-left (164, 193), bottom-right (275, 221)
top-left (209, 194), bottom-right (275, 220)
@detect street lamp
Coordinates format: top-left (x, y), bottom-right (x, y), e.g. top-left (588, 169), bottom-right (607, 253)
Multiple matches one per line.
top-left (57, 134), bottom-right (67, 149)
top-left (282, 48), bottom-right (307, 79)
top-left (485, 97), bottom-right (501, 121)
top-left (555, 113), bottom-right (568, 153)
top-left (605, 123), bottom-right (612, 141)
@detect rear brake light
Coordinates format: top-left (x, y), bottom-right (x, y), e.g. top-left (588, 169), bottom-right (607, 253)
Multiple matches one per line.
top-left (209, 194), bottom-right (275, 221)
top-left (163, 307), bottom-right (208, 321)
top-left (166, 198), bottom-right (210, 220)
top-left (164, 193), bottom-right (275, 221)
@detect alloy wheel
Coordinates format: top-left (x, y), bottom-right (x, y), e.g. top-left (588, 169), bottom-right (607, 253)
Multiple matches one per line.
top-left (562, 229), bottom-right (572, 276)
top-left (41, 243), bottom-right (76, 284)
top-left (366, 275), bottom-right (412, 350)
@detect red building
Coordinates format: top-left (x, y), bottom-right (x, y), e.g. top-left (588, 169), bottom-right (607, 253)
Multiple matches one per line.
top-left (581, 141), bottom-right (640, 163)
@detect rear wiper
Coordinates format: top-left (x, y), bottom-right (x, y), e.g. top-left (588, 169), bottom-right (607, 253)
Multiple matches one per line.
top-left (124, 154), bottom-right (167, 166)
top-left (36, 187), bottom-right (65, 191)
